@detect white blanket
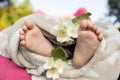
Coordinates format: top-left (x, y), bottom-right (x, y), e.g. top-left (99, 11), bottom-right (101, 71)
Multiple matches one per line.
top-left (0, 14), bottom-right (120, 80)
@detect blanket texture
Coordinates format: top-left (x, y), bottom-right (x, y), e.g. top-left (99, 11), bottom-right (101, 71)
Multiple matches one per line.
top-left (0, 14), bottom-right (120, 80)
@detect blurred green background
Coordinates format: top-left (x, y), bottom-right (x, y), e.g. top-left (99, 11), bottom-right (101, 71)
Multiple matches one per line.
top-left (0, 0), bottom-right (33, 30)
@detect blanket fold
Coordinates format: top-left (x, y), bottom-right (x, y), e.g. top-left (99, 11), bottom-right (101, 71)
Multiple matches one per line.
top-left (0, 14), bottom-right (120, 80)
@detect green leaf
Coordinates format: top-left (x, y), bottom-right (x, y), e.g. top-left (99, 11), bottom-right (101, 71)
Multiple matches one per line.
top-left (51, 47), bottom-right (68, 61)
top-left (72, 12), bottom-right (92, 24)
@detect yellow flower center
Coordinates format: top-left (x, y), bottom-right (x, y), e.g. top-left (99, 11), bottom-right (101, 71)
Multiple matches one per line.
top-left (49, 67), bottom-right (57, 74)
top-left (56, 63), bottom-right (62, 68)
top-left (70, 28), bottom-right (75, 33)
top-left (58, 30), bottom-right (66, 37)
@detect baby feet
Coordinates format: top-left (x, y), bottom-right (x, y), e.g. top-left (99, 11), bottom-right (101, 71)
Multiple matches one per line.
top-left (19, 20), bottom-right (54, 57)
top-left (73, 20), bottom-right (103, 68)
top-left (19, 19), bottom-right (103, 68)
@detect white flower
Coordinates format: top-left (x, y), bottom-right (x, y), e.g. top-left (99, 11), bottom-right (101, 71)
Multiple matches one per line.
top-left (67, 25), bottom-right (79, 38)
top-left (46, 67), bottom-right (59, 80)
top-left (51, 19), bottom-right (79, 43)
top-left (52, 23), bottom-right (71, 43)
top-left (54, 59), bottom-right (65, 74)
top-left (56, 29), bottom-right (71, 43)
top-left (65, 19), bottom-right (79, 38)
top-left (44, 58), bottom-right (66, 80)
top-left (43, 58), bottom-right (54, 70)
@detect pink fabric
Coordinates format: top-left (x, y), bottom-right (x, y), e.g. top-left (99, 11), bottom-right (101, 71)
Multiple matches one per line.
top-left (0, 55), bottom-right (31, 80)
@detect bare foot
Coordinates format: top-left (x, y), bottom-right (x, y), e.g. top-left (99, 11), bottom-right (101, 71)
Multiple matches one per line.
top-left (19, 20), bottom-right (54, 57)
top-left (72, 20), bottom-right (103, 68)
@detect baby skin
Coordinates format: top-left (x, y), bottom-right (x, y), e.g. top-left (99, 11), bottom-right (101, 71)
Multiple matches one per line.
top-left (19, 21), bottom-right (54, 57)
top-left (73, 20), bottom-right (103, 68)
top-left (19, 20), bottom-right (103, 68)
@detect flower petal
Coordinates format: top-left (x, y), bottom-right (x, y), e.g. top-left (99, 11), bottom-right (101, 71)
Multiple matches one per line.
top-left (43, 58), bottom-right (54, 69)
top-left (46, 68), bottom-right (59, 80)
top-left (54, 59), bottom-right (65, 73)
